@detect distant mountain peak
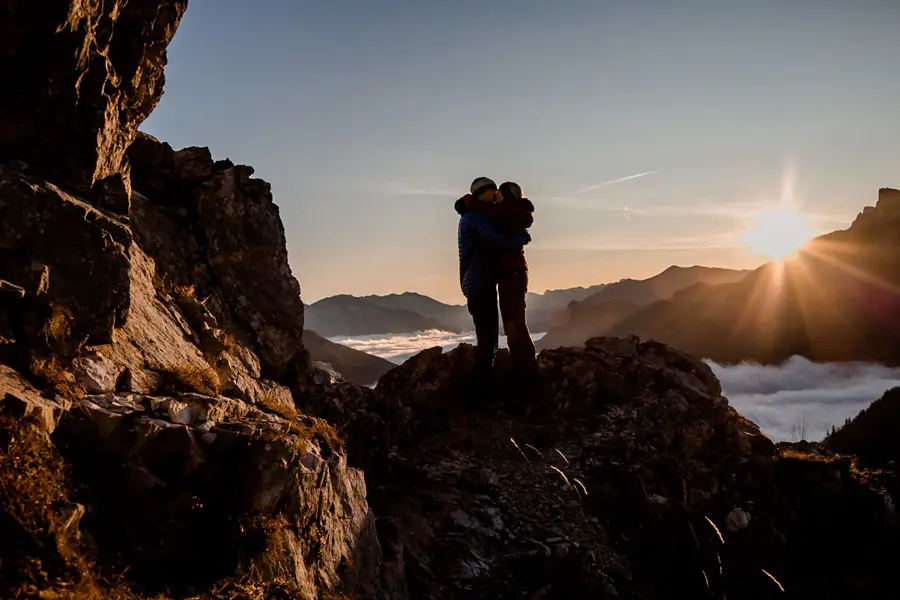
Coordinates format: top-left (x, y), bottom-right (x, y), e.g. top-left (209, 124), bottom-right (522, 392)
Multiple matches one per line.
top-left (849, 188), bottom-right (900, 233)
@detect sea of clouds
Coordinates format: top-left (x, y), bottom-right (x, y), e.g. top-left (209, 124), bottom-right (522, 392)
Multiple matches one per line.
top-left (708, 357), bottom-right (900, 442)
top-left (330, 331), bottom-right (900, 442)
top-left (328, 330), bottom-right (547, 365)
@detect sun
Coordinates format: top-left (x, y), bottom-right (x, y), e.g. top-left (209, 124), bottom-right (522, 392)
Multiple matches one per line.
top-left (739, 202), bottom-right (814, 261)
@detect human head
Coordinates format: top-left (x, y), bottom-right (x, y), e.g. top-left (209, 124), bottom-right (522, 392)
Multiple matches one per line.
top-left (498, 181), bottom-right (523, 202)
top-left (470, 177), bottom-right (498, 202)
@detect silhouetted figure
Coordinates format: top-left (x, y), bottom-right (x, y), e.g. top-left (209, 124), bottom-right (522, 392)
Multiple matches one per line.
top-left (455, 177), bottom-right (536, 401)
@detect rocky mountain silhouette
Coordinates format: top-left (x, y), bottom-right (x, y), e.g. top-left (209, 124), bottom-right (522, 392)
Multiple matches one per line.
top-left (604, 190), bottom-right (900, 365)
top-left (1, 2), bottom-right (899, 600)
top-left (303, 330), bottom-right (394, 386)
top-left (360, 292), bottom-right (473, 332)
top-left (307, 287), bottom-right (612, 338)
top-left (305, 294), bottom-right (462, 337)
top-left (538, 266), bottom-right (750, 351)
top-left (525, 283), bottom-right (609, 331)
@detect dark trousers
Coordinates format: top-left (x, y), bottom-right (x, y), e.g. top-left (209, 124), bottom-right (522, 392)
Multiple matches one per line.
top-left (467, 270), bottom-right (537, 384)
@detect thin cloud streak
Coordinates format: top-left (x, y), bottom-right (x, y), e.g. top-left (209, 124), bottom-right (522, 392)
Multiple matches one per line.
top-left (563, 171), bottom-right (659, 196)
top-left (533, 232), bottom-right (739, 253)
top-left (541, 196), bottom-right (853, 225)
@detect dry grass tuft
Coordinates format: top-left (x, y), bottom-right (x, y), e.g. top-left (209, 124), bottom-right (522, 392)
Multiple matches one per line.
top-left (161, 364), bottom-right (221, 397)
top-left (0, 417), bottom-right (119, 599)
top-left (29, 356), bottom-right (85, 401)
top-left (173, 284), bottom-right (197, 301)
top-left (222, 333), bottom-right (237, 353)
top-left (289, 419), bottom-right (345, 453)
top-left (41, 304), bottom-right (73, 344)
top-left (0, 417), bottom-right (68, 539)
top-left (258, 393), bottom-right (298, 421)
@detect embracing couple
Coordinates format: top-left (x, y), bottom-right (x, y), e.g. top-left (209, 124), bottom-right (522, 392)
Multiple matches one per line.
top-left (455, 176), bottom-right (538, 402)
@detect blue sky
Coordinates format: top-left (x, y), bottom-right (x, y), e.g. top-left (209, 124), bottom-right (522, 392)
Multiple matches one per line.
top-left (142, 0), bottom-right (900, 303)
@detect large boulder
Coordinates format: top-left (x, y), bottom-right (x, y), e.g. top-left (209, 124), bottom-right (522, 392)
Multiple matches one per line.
top-left (52, 391), bottom-right (383, 599)
top-left (0, 0), bottom-right (188, 192)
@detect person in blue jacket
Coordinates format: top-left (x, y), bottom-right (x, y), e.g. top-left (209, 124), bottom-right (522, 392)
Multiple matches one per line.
top-left (455, 176), bottom-right (532, 399)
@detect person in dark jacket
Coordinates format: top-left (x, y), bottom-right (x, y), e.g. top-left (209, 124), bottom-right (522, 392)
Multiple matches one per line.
top-left (455, 177), bottom-right (533, 397)
top-left (492, 181), bottom-right (538, 380)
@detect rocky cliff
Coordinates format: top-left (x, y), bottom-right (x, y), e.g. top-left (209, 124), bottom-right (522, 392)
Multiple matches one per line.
top-left (2, 2), bottom-right (899, 600)
top-left (1, 2), bottom-right (377, 598)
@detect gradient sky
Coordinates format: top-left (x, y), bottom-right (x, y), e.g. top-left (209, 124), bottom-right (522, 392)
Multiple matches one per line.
top-left (141, 0), bottom-right (900, 304)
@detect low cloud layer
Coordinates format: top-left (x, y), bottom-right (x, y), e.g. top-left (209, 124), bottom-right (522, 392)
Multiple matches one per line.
top-left (709, 357), bottom-right (900, 442)
top-left (330, 330), bottom-right (477, 364)
top-left (331, 330), bottom-right (548, 366)
top-left (333, 332), bottom-right (898, 443)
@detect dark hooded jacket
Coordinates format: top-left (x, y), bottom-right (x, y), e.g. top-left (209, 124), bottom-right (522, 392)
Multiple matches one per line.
top-left (455, 195), bottom-right (531, 298)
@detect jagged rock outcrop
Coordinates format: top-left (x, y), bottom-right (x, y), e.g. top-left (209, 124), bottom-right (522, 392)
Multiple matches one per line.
top-left (0, 0), bottom-right (188, 192)
top-left (128, 134), bottom-right (309, 382)
top-left (297, 338), bottom-right (899, 600)
top-left (850, 187), bottom-right (900, 231)
top-left (0, 3), bottom-right (370, 598)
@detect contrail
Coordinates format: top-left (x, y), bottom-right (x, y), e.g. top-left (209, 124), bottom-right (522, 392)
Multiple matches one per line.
top-left (564, 171), bottom-right (658, 196)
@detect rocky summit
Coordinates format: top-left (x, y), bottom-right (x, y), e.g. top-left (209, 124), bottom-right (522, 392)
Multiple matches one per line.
top-left (2, 2), bottom-right (900, 600)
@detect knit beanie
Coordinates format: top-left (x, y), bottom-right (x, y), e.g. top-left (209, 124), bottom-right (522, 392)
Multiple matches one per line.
top-left (470, 177), bottom-right (497, 198)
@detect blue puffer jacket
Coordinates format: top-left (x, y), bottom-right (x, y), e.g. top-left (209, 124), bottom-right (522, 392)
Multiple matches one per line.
top-left (456, 197), bottom-right (531, 298)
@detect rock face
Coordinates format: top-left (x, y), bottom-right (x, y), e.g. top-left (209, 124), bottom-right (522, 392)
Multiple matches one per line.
top-left (0, 165), bottom-right (132, 350)
top-left (1, 384), bottom-right (382, 600)
top-left (0, 3), bottom-right (359, 598)
top-left (54, 393), bottom-right (381, 598)
top-left (0, 0), bottom-right (188, 192)
top-left (128, 135), bottom-right (310, 382)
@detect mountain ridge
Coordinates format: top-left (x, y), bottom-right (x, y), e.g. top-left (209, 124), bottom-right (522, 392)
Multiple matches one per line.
top-left (537, 265), bottom-right (751, 351)
top-left (302, 330), bottom-right (395, 385)
top-left (604, 188), bottom-right (900, 365)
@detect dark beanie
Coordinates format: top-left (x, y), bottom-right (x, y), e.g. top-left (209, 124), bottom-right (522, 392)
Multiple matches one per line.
top-left (470, 176), bottom-right (497, 197)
